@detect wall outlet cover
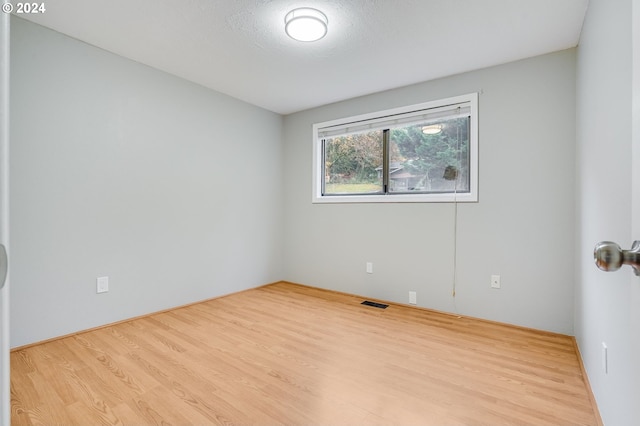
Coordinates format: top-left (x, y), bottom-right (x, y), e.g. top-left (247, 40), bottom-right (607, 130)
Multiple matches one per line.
top-left (97, 276), bottom-right (109, 293)
top-left (491, 275), bottom-right (501, 289)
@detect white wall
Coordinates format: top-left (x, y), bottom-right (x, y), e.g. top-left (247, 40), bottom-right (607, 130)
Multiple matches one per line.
top-left (575, 0), bottom-right (640, 423)
top-left (283, 50), bottom-right (576, 334)
top-left (10, 18), bottom-right (284, 348)
top-left (633, 1), bottom-right (640, 423)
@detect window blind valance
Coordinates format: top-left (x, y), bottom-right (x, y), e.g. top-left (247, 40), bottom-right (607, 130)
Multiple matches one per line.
top-left (317, 102), bottom-right (471, 139)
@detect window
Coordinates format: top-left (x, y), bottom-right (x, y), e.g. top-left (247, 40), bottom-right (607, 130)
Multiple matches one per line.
top-left (312, 93), bottom-right (478, 203)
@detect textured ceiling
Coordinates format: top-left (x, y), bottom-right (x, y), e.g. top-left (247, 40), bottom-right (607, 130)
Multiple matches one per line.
top-left (16, 0), bottom-right (589, 114)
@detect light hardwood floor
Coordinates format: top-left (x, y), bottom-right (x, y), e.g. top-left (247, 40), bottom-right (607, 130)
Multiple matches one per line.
top-left (11, 281), bottom-right (601, 425)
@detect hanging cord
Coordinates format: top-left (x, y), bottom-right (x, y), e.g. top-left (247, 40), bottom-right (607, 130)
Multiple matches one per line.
top-left (452, 196), bottom-right (458, 298)
top-left (451, 112), bottom-right (461, 304)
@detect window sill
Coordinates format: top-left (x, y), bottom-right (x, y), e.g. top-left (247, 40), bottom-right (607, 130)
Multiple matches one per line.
top-left (312, 192), bottom-right (477, 204)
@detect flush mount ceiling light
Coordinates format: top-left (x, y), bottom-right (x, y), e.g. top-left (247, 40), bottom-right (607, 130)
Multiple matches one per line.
top-left (422, 124), bottom-right (443, 135)
top-left (285, 8), bottom-right (328, 42)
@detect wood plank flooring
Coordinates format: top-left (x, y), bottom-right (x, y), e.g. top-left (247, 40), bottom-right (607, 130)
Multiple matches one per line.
top-left (11, 281), bottom-right (601, 425)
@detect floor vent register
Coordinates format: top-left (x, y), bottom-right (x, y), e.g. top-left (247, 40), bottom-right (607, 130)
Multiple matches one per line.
top-left (361, 300), bottom-right (389, 309)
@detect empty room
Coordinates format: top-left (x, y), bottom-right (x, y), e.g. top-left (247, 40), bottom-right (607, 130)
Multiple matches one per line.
top-left (1, 0), bottom-right (639, 424)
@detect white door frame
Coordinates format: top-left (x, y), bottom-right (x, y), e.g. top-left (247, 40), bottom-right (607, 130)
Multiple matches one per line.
top-left (0, 5), bottom-right (10, 426)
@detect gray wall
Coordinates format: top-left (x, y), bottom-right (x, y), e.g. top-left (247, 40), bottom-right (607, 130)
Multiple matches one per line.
top-left (282, 50), bottom-right (576, 334)
top-left (575, 0), bottom-right (640, 423)
top-left (10, 18), bottom-right (284, 348)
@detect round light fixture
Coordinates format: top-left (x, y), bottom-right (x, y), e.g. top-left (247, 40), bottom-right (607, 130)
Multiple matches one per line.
top-left (285, 8), bottom-right (328, 42)
top-left (422, 124), bottom-right (443, 135)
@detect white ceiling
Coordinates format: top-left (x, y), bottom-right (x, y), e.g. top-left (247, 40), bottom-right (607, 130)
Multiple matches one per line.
top-left (16, 0), bottom-right (589, 115)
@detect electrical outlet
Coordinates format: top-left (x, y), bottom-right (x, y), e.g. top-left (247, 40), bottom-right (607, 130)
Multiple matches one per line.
top-left (491, 275), bottom-right (501, 289)
top-left (409, 291), bottom-right (417, 305)
top-left (366, 262), bottom-right (373, 274)
top-left (96, 276), bottom-right (109, 294)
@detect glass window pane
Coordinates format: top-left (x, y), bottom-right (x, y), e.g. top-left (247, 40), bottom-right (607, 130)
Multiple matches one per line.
top-left (323, 129), bottom-right (383, 195)
top-left (388, 116), bottom-right (470, 194)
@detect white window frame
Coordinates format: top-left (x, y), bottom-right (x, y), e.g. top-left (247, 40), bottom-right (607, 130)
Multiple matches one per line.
top-left (312, 93), bottom-right (478, 203)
